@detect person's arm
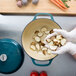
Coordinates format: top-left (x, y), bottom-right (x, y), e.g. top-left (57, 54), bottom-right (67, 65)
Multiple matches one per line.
top-left (44, 28), bottom-right (76, 59)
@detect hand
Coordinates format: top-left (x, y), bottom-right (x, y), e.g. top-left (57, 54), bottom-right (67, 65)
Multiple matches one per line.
top-left (52, 28), bottom-right (76, 43)
top-left (44, 28), bottom-right (76, 55)
top-left (51, 42), bottom-right (76, 55)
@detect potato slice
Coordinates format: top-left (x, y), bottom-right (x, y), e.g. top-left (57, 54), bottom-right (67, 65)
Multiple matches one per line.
top-left (41, 27), bottom-right (47, 32)
top-left (56, 35), bottom-right (63, 40)
top-left (53, 39), bottom-right (58, 42)
top-left (31, 42), bottom-right (36, 45)
top-left (30, 45), bottom-right (36, 51)
top-left (53, 38), bottom-right (60, 42)
top-left (38, 32), bottom-right (43, 37)
top-left (50, 36), bottom-right (56, 41)
top-left (50, 29), bottom-right (54, 34)
top-left (41, 46), bottom-right (44, 49)
top-left (34, 30), bottom-right (39, 34)
top-left (46, 38), bottom-right (51, 43)
top-left (42, 47), bottom-right (47, 51)
top-left (43, 50), bottom-right (47, 55)
top-left (47, 49), bottom-right (52, 54)
top-left (36, 43), bottom-right (40, 50)
top-left (45, 31), bottom-right (50, 34)
top-left (50, 45), bottom-right (57, 51)
top-left (61, 38), bottom-right (66, 46)
top-left (53, 41), bottom-right (60, 46)
top-left (34, 36), bottom-right (40, 42)
top-left (40, 42), bottom-right (45, 46)
top-left (48, 41), bottom-right (54, 46)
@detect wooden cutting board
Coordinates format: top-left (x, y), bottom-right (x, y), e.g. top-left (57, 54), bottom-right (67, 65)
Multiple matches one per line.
top-left (0, 0), bottom-right (76, 15)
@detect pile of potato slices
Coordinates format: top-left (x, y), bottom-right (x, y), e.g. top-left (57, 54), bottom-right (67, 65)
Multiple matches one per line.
top-left (30, 27), bottom-right (67, 55)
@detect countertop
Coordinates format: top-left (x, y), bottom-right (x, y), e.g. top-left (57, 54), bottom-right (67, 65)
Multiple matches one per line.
top-left (0, 15), bottom-right (76, 76)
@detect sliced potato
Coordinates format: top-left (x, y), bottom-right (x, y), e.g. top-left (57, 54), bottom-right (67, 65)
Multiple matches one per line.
top-left (41, 46), bottom-right (44, 49)
top-left (43, 50), bottom-right (47, 55)
top-left (34, 36), bottom-right (40, 42)
top-left (34, 30), bottom-right (39, 34)
top-left (46, 38), bottom-right (51, 43)
top-left (30, 45), bottom-right (36, 51)
top-left (56, 35), bottom-right (63, 40)
top-left (31, 42), bottom-right (36, 45)
top-left (36, 43), bottom-right (40, 50)
top-left (53, 42), bottom-right (60, 46)
top-left (50, 45), bottom-right (57, 51)
top-left (47, 49), bottom-right (52, 54)
top-left (53, 39), bottom-right (58, 42)
top-left (45, 31), bottom-right (50, 34)
top-left (61, 38), bottom-right (66, 46)
top-left (50, 36), bottom-right (56, 41)
top-left (48, 41), bottom-right (54, 46)
top-left (42, 47), bottom-right (47, 51)
top-left (41, 27), bottom-right (47, 32)
top-left (50, 29), bottom-right (54, 34)
top-left (40, 42), bottom-right (45, 46)
top-left (53, 39), bottom-right (61, 45)
top-left (58, 44), bottom-right (62, 47)
top-left (38, 32), bottom-right (43, 37)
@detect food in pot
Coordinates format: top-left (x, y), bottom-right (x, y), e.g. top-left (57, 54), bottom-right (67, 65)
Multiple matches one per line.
top-left (45, 31), bottom-right (50, 34)
top-left (30, 27), bottom-right (67, 55)
top-left (47, 49), bottom-right (52, 55)
top-left (48, 41), bottom-right (54, 46)
top-left (50, 45), bottom-right (57, 51)
top-left (34, 36), bottom-right (41, 42)
top-left (41, 27), bottom-right (47, 32)
top-left (56, 35), bottom-right (63, 40)
top-left (37, 32), bottom-right (43, 37)
top-left (30, 45), bottom-right (36, 51)
top-left (46, 38), bottom-right (51, 43)
top-left (61, 38), bottom-right (66, 45)
top-left (50, 29), bottom-right (54, 34)
top-left (36, 43), bottom-right (40, 51)
top-left (43, 50), bottom-right (47, 55)
top-left (42, 47), bottom-right (47, 51)
top-left (34, 30), bottom-right (39, 34)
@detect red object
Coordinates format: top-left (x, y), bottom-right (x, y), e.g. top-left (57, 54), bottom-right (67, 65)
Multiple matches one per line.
top-left (30, 71), bottom-right (39, 76)
top-left (40, 71), bottom-right (47, 76)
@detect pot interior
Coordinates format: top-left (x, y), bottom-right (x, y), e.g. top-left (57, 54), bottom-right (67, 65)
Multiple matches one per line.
top-left (22, 19), bottom-right (61, 60)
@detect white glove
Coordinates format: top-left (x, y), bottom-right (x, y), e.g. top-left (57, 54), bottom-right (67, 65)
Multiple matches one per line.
top-left (44, 28), bottom-right (76, 55)
top-left (53, 28), bottom-right (76, 43)
top-left (51, 42), bottom-right (76, 55)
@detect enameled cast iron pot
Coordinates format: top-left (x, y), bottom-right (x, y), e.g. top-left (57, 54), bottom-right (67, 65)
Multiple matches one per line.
top-left (22, 13), bottom-right (61, 66)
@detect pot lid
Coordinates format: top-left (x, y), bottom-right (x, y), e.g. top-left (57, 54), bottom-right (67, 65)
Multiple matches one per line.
top-left (0, 39), bottom-right (24, 74)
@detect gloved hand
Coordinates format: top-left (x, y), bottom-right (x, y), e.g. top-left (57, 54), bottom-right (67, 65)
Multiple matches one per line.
top-left (44, 28), bottom-right (76, 55)
top-left (53, 28), bottom-right (76, 43)
top-left (51, 42), bottom-right (76, 55)
top-left (45, 28), bottom-right (76, 43)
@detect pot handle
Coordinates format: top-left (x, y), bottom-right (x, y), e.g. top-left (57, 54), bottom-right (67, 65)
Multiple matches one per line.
top-left (31, 58), bottom-right (53, 66)
top-left (33, 13), bottom-right (54, 21)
